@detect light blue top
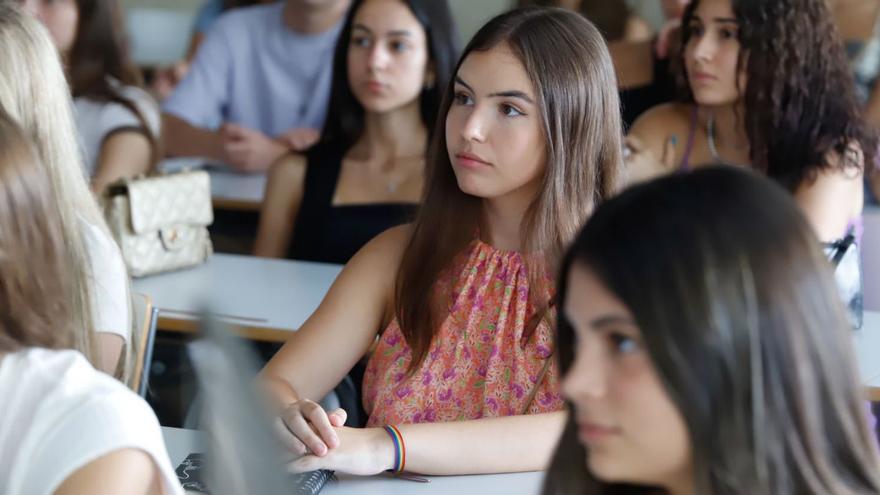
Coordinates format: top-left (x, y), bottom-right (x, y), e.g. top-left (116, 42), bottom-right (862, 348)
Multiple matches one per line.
top-left (192, 0), bottom-right (224, 35)
top-left (163, 1), bottom-right (342, 137)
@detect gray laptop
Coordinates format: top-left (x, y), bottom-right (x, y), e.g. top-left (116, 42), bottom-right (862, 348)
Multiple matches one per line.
top-left (185, 311), bottom-right (333, 495)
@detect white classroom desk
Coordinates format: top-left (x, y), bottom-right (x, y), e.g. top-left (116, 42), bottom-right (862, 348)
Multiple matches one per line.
top-left (135, 249), bottom-right (880, 393)
top-left (133, 254), bottom-right (342, 342)
top-left (160, 158), bottom-right (266, 211)
top-left (161, 427), bottom-right (545, 495)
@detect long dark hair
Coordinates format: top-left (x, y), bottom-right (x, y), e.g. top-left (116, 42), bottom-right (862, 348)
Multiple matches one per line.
top-left (544, 166), bottom-right (880, 494)
top-left (395, 7), bottom-right (623, 372)
top-left (680, 0), bottom-right (876, 191)
top-left (315, 0), bottom-right (460, 153)
top-left (67, 0), bottom-right (160, 166)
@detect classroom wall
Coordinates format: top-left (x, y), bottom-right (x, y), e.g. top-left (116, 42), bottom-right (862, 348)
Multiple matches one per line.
top-left (122, 0), bottom-right (516, 65)
top-left (448, 0), bottom-right (514, 46)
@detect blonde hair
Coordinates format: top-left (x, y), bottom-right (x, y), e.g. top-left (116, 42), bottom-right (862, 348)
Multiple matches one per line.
top-left (0, 4), bottom-right (130, 367)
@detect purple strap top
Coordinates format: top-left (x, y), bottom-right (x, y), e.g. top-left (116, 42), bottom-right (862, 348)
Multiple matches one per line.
top-left (679, 105), bottom-right (699, 172)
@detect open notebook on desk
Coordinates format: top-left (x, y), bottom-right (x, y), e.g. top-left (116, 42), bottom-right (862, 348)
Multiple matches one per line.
top-left (181, 310), bottom-right (333, 494)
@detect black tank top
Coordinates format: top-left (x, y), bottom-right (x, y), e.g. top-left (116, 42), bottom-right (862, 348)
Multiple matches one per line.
top-left (287, 143), bottom-right (418, 264)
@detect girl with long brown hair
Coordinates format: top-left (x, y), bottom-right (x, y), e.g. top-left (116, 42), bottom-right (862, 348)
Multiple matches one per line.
top-left (544, 166), bottom-right (880, 494)
top-left (20, 0), bottom-right (161, 193)
top-left (260, 6), bottom-right (623, 476)
top-left (625, 0), bottom-right (874, 244)
top-left (0, 108), bottom-right (181, 495)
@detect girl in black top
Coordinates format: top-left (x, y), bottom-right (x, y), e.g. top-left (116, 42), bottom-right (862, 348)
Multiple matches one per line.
top-left (254, 0), bottom-right (459, 264)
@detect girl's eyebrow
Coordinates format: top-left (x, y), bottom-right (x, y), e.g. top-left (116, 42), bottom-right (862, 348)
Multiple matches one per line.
top-left (352, 24), bottom-right (414, 37)
top-left (590, 315), bottom-right (637, 330)
top-left (454, 76), bottom-right (534, 104)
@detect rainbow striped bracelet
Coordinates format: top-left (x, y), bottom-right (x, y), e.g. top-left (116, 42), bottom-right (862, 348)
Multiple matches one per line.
top-left (383, 425), bottom-right (406, 474)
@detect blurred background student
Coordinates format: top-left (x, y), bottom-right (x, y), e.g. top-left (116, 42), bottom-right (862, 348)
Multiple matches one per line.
top-left (253, 0), bottom-right (459, 264)
top-left (161, 0), bottom-right (350, 171)
top-left (19, 0), bottom-right (161, 194)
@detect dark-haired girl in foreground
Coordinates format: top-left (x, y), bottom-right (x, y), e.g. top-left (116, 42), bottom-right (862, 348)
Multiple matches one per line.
top-left (545, 166), bottom-right (880, 495)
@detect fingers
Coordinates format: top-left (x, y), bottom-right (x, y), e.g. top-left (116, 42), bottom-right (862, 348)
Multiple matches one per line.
top-left (283, 410), bottom-right (331, 456)
top-left (221, 123), bottom-right (263, 143)
top-left (304, 403), bottom-right (341, 449)
top-left (328, 408), bottom-right (348, 427)
top-left (223, 141), bottom-right (251, 169)
top-left (273, 416), bottom-right (309, 457)
top-left (278, 400), bottom-right (342, 457)
top-left (281, 129), bottom-right (320, 151)
top-left (220, 123), bottom-right (243, 139)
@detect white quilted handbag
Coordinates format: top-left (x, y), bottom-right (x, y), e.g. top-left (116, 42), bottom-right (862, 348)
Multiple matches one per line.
top-left (103, 170), bottom-right (214, 277)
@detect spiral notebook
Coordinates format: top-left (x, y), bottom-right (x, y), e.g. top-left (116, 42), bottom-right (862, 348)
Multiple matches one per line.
top-left (184, 311), bottom-right (333, 495)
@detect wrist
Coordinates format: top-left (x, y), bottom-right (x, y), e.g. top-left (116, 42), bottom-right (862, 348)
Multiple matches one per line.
top-left (372, 427), bottom-right (396, 472)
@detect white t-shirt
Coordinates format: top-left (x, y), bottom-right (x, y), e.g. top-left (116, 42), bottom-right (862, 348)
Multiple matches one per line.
top-left (0, 348), bottom-right (183, 495)
top-left (73, 78), bottom-right (161, 177)
top-left (80, 217), bottom-right (129, 343)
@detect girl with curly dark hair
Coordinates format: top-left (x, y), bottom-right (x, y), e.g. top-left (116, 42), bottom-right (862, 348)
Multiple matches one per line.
top-left (624, 0), bottom-right (875, 243)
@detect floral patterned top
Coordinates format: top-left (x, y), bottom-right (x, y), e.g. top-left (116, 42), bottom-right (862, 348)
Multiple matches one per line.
top-left (362, 239), bottom-right (564, 426)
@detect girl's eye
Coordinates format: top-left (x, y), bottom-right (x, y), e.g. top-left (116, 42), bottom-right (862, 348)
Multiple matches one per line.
top-left (609, 333), bottom-right (640, 355)
top-left (351, 36), bottom-right (370, 48)
top-left (689, 24), bottom-right (704, 37)
top-left (454, 91), bottom-right (473, 106)
top-left (501, 104), bottom-right (524, 117)
top-left (719, 28), bottom-right (737, 40)
top-left (389, 40), bottom-right (408, 53)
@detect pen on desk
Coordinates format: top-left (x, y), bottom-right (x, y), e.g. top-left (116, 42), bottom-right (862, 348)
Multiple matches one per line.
top-left (161, 308), bottom-right (269, 323)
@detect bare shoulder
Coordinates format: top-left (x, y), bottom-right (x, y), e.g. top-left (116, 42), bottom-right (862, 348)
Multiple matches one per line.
top-left (268, 152), bottom-right (308, 182)
top-left (624, 103), bottom-right (695, 179)
top-left (263, 153), bottom-right (308, 207)
top-left (349, 224), bottom-right (413, 272)
top-left (629, 102), bottom-right (693, 139)
top-left (55, 448), bottom-right (160, 495)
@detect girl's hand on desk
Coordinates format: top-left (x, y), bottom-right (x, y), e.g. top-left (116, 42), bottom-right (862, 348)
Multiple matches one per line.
top-left (275, 400), bottom-right (347, 457)
top-left (286, 426), bottom-right (395, 476)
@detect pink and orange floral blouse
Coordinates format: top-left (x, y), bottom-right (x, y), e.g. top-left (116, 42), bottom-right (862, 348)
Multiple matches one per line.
top-left (363, 239), bottom-right (564, 427)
